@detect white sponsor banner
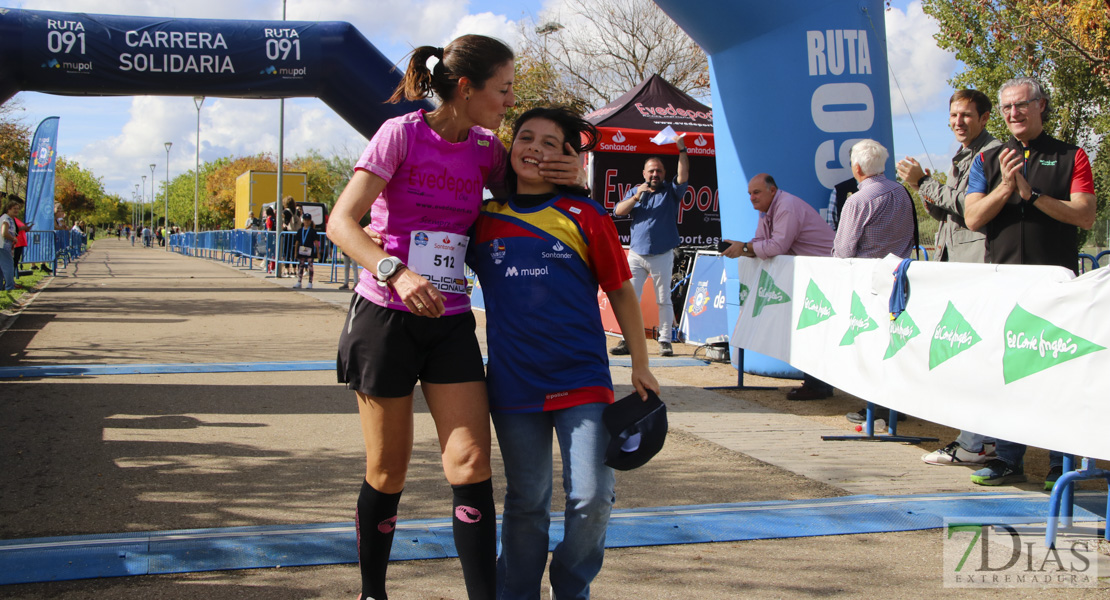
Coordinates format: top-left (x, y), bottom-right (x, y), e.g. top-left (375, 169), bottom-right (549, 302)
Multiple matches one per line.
top-left (731, 255), bottom-right (1110, 460)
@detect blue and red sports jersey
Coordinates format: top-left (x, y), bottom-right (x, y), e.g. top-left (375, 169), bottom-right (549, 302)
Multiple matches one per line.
top-left (469, 193), bottom-right (632, 414)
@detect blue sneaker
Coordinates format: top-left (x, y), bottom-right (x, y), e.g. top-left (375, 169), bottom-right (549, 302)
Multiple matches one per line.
top-left (970, 459), bottom-right (1027, 486)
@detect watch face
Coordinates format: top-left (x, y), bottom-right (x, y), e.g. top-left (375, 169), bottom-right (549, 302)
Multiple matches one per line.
top-left (378, 257), bottom-right (398, 280)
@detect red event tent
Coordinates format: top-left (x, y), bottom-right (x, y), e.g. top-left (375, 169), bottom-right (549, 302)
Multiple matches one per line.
top-left (586, 74), bottom-right (720, 248)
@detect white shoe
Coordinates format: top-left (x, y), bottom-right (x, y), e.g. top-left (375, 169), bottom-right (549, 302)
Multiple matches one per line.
top-left (922, 441), bottom-right (993, 466)
top-left (293, 281), bottom-right (302, 289)
top-left (306, 282), bottom-right (313, 289)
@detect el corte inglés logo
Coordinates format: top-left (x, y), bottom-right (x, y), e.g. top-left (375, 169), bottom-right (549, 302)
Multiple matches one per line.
top-left (1002, 304), bottom-right (1105, 384)
top-left (738, 283), bottom-right (750, 307)
top-left (839, 292), bottom-right (877, 346)
top-left (929, 301), bottom-right (981, 370)
top-left (751, 269), bottom-right (790, 317)
top-left (797, 279), bottom-right (835, 330)
top-left (884, 311), bottom-right (920, 360)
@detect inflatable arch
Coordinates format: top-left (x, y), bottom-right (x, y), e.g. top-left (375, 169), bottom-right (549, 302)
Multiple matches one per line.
top-left (656, 0), bottom-right (895, 377)
top-left (0, 8), bottom-right (430, 139)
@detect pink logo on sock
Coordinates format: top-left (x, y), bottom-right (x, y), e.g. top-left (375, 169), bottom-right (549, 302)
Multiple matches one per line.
top-left (377, 516), bottom-right (397, 534)
top-left (455, 505), bottom-right (482, 523)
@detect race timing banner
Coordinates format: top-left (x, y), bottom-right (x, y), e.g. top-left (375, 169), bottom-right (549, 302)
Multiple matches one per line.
top-left (730, 255), bottom-right (1110, 460)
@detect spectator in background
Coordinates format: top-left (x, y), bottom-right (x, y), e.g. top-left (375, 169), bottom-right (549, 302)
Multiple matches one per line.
top-left (292, 213), bottom-right (319, 290)
top-left (1, 197), bottom-right (21, 291)
top-left (833, 139), bottom-right (917, 425)
top-left (721, 173), bottom-right (837, 400)
top-left (282, 196), bottom-right (301, 276)
top-left (832, 139), bottom-right (915, 261)
top-left (824, 177), bottom-right (858, 231)
top-left (5, 193), bottom-right (34, 275)
top-left (963, 77), bottom-right (1096, 489)
top-left (897, 88), bottom-right (1001, 467)
top-left (611, 136), bottom-right (691, 357)
top-left (264, 206), bottom-right (277, 274)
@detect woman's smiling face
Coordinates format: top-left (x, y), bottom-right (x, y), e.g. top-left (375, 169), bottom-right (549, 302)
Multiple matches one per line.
top-left (510, 117), bottom-right (565, 194)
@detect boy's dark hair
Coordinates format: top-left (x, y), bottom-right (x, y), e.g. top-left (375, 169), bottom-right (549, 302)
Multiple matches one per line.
top-left (389, 35), bottom-right (514, 104)
top-left (506, 106), bottom-right (599, 197)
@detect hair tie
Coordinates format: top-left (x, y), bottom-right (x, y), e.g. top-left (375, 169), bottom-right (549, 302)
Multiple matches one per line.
top-left (425, 54), bottom-right (441, 75)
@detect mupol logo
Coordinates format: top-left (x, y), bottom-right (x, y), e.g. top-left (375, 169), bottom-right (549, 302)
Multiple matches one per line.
top-left (41, 58), bottom-right (60, 69)
top-left (505, 265), bottom-right (549, 277)
top-left (261, 65), bottom-right (277, 75)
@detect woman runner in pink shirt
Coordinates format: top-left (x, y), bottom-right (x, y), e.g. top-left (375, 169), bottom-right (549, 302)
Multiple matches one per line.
top-left (327, 34), bottom-right (583, 600)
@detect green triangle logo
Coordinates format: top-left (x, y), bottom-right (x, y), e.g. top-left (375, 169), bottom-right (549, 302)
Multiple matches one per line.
top-left (884, 311), bottom-right (920, 359)
top-left (839, 292), bottom-right (878, 346)
top-left (739, 283), bottom-right (750, 308)
top-left (797, 279), bottom-right (836, 330)
top-left (1002, 305), bottom-right (1105, 384)
top-left (929, 302), bottom-right (982, 370)
top-left (751, 269), bottom-right (790, 317)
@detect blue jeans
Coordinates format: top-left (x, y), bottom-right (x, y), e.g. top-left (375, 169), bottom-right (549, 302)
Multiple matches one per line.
top-left (492, 403), bottom-right (615, 600)
top-left (0, 247), bottom-right (16, 290)
top-left (955, 431), bottom-right (995, 453)
top-left (994, 439), bottom-right (1064, 470)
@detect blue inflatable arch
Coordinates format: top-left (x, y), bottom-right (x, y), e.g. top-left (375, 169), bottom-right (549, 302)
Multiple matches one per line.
top-left (654, 0), bottom-right (895, 377)
top-left (0, 8), bottom-right (430, 138)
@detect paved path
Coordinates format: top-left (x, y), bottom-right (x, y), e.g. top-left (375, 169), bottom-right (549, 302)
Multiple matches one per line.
top-left (0, 238), bottom-right (1104, 598)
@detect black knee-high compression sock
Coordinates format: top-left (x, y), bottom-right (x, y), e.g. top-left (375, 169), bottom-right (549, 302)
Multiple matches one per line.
top-left (356, 480), bottom-right (402, 600)
top-left (452, 478), bottom-right (497, 600)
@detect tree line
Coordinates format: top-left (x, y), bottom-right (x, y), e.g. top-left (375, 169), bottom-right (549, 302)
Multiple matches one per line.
top-left (1, 0), bottom-right (1106, 243)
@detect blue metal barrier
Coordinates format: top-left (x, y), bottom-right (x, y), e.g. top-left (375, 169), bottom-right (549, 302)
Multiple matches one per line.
top-left (1096, 250), bottom-right (1110, 269)
top-left (168, 229), bottom-right (343, 282)
top-left (1078, 253), bottom-right (1097, 273)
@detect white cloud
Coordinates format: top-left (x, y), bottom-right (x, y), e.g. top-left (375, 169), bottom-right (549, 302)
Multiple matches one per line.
top-left (73, 96), bottom-right (367, 196)
top-left (884, 1), bottom-right (958, 116)
top-left (448, 12), bottom-right (521, 50)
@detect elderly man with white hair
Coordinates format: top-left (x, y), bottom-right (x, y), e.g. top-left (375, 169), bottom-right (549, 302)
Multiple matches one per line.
top-left (832, 139), bottom-right (917, 425)
top-left (832, 139), bottom-right (916, 260)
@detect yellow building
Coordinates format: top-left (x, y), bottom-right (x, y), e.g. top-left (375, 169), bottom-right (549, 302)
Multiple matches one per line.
top-left (235, 171), bottom-right (308, 229)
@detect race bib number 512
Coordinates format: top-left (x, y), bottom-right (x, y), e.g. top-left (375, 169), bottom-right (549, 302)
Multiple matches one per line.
top-left (408, 231), bottom-right (469, 294)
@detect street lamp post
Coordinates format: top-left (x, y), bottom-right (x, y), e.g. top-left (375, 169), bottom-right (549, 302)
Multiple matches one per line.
top-left (140, 175), bottom-right (146, 239)
top-left (164, 142), bottom-right (172, 250)
top-left (133, 184), bottom-right (140, 231)
top-left (149, 163), bottom-right (156, 234)
top-left (193, 96), bottom-right (205, 236)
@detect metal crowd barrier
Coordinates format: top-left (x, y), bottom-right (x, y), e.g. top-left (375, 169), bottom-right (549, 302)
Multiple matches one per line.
top-left (19, 229), bottom-right (86, 272)
top-left (168, 229), bottom-right (345, 283)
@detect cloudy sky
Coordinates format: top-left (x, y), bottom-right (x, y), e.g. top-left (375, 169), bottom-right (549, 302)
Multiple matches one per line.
top-left (4, 0), bottom-right (960, 199)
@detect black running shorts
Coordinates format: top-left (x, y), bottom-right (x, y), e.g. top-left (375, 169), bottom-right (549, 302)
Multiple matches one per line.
top-left (337, 294), bottom-right (485, 397)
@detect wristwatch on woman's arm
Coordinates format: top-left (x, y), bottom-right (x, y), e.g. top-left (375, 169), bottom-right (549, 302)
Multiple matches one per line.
top-left (375, 256), bottom-right (406, 286)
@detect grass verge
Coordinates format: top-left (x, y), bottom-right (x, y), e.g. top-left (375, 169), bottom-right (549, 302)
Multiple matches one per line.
top-left (0, 267), bottom-right (48, 312)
